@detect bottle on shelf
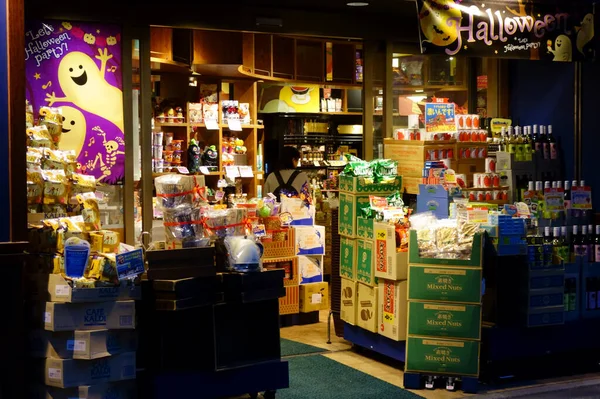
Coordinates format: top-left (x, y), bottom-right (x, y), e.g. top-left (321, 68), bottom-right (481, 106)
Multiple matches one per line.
top-left (595, 225), bottom-right (600, 264)
top-left (514, 126), bottom-right (523, 161)
top-left (499, 127), bottom-right (507, 151)
top-left (540, 125), bottom-right (549, 159)
top-left (580, 225), bottom-right (590, 258)
top-left (523, 126), bottom-right (532, 161)
top-left (507, 126), bottom-right (516, 155)
top-left (532, 124), bottom-right (541, 153)
top-left (587, 225), bottom-right (594, 262)
top-left (560, 225), bottom-right (569, 262)
top-left (547, 125), bottom-right (557, 160)
top-left (571, 225), bottom-right (579, 261)
top-left (552, 226), bottom-right (561, 264)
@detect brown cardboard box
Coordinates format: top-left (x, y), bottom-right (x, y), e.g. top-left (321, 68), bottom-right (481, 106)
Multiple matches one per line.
top-left (44, 352), bottom-right (136, 388)
top-left (378, 279), bottom-right (408, 341)
top-left (373, 222), bottom-right (408, 281)
top-left (47, 274), bottom-right (141, 303)
top-left (356, 283), bottom-right (378, 333)
top-left (340, 278), bottom-right (357, 325)
top-left (30, 329), bottom-right (137, 360)
top-left (279, 285), bottom-right (300, 315)
top-left (299, 282), bottom-right (329, 313)
top-left (44, 301), bottom-right (136, 332)
top-left (35, 382), bottom-right (137, 399)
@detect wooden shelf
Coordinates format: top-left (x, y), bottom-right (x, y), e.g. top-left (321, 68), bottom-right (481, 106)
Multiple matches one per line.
top-left (221, 123), bottom-right (263, 129)
top-left (463, 186), bottom-right (510, 191)
top-left (155, 122), bottom-right (188, 127)
top-left (321, 112), bottom-right (363, 116)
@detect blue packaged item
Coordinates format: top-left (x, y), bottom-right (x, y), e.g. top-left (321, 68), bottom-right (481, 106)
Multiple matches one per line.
top-left (64, 237), bottom-right (91, 278)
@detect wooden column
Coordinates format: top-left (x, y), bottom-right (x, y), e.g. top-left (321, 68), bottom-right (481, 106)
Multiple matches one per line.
top-left (363, 41), bottom-right (376, 161)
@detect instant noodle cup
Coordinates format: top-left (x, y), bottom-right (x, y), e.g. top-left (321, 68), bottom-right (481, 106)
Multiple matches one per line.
top-left (172, 140), bottom-right (183, 151)
top-left (473, 173), bottom-right (482, 188)
top-left (482, 173), bottom-right (492, 188)
top-left (468, 191), bottom-right (476, 201)
top-left (477, 191), bottom-right (485, 201)
top-left (484, 191), bottom-right (493, 201)
top-left (457, 114), bottom-right (466, 129)
top-left (491, 173), bottom-right (500, 188)
top-left (470, 148), bottom-right (478, 159)
top-left (485, 158), bottom-right (496, 173)
top-left (479, 130), bottom-right (487, 142)
top-left (472, 115), bottom-right (480, 129)
top-left (470, 131), bottom-right (479, 142)
top-left (465, 115), bottom-right (473, 129)
top-left (165, 133), bottom-right (174, 145)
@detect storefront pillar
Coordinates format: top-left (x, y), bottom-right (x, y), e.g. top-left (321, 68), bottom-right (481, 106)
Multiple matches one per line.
top-left (1, 0), bottom-right (26, 242)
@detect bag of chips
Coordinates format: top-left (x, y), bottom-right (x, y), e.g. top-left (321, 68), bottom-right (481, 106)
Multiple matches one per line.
top-left (39, 106), bottom-right (63, 144)
top-left (42, 169), bottom-right (69, 205)
top-left (27, 126), bottom-right (54, 149)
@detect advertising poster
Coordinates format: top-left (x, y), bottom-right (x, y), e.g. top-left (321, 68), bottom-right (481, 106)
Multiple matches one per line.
top-left (25, 20), bottom-right (124, 183)
top-left (424, 103), bottom-right (456, 133)
top-left (259, 84), bottom-right (320, 113)
top-left (416, 0), bottom-right (595, 61)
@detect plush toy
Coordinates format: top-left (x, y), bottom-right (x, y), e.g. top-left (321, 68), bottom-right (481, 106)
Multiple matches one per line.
top-left (187, 139), bottom-right (201, 172)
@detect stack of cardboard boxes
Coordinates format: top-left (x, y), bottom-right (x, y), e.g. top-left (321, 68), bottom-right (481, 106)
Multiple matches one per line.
top-left (338, 175), bottom-right (403, 333)
top-left (32, 274), bottom-right (139, 398)
top-left (405, 230), bottom-right (483, 378)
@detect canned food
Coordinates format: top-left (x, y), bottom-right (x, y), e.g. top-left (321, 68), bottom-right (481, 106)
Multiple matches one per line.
top-left (477, 191), bottom-right (485, 201)
top-left (472, 114), bottom-right (480, 129)
top-left (491, 173), bottom-right (500, 187)
top-left (485, 158), bottom-right (496, 173)
top-left (485, 191), bottom-right (493, 201)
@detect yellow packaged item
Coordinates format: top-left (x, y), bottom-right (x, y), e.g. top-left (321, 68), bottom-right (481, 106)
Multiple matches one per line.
top-left (26, 101), bottom-right (34, 128)
top-left (26, 147), bottom-right (44, 168)
top-left (89, 232), bottom-right (104, 252)
top-left (42, 149), bottom-right (66, 171)
top-left (42, 170), bottom-right (69, 205)
top-left (52, 254), bottom-right (64, 274)
top-left (27, 126), bottom-right (53, 148)
top-left (77, 193), bottom-right (101, 231)
top-left (63, 151), bottom-right (77, 178)
top-left (72, 173), bottom-right (96, 194)
top-left (101, 230), bottom-right (120, 253)
top-left (27, 166), bottom-right (44, 205)
top-left (88, 253), bottom-right (118, 283)
top-left (39, 106), bottom-right (63, 143)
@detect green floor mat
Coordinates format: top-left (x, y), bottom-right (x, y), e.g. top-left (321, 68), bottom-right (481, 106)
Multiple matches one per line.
top-left (278, 355), bottom-right (423, 399)
top-left (280, 338), bottom-right (328, 357)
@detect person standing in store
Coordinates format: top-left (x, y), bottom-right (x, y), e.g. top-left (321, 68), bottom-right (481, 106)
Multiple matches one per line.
top-left (263, 146), bottom-right (309, 201)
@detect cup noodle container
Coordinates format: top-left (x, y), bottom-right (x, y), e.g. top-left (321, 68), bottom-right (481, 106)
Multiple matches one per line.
top-left (474, 173), bottom-right (493, 188)
top-left (491, 173), bottom-right (500, 188)
top-left (153, 131), bottom-right (163, 146)
top-left (485, 158), bottom-right (496, 173)
top-left (472, 114), bottom-right (480, 129)
top-left (456, 114), bottom-right (466, 130)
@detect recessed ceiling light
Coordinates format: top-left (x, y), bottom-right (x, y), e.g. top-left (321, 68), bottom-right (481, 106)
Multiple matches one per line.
top-left (347, 1), bottom-right (369, 6)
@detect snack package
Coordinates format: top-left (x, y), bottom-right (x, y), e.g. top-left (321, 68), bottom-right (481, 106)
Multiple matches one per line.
top-left (27, 166), bottom-right (44, 205)
top-left (154, 174), bottom-right (199, 210)
top-left (63, 151), bottom-right (77, 178)
top-left (26, 147), bottom-right (44, 169)
top-left (203, 103), bottom-right (218, 121)
top-left (42, 169), bottom-right (69, 205)
top-left (87, 253), bottom-right (118, 284)
top-left (77, 192), bottom-right (102, 231)
top-left (371, 159), bottom-right (398, 184)
top-left (27, 126), bottom-right (54, 148)
top-left (26, 101), bottom-right (34, 128)
top-left (39, 106), bottom-right (63, 144)
top-left (72, 173), bottom-right (96, 194)
top-left (42, 149), bottom-right (66, 171)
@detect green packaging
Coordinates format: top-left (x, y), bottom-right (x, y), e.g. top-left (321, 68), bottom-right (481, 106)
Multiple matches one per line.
top-left (356, 217), bottom-right (374, 240)
top-left (408, 301), bottom-right (481, 339)
top-left (338, 175), bottom-right (402, 194)
top-left (408, 265), bottom-right (482, 304)
top-left (357, 239), bottom-right (376, 287)
top-left (406, 336), bottom-right (480, 376)
top-left (340, 237), bottom-right (357, 280)
top-left (339, 193), bottom-right (371, 238)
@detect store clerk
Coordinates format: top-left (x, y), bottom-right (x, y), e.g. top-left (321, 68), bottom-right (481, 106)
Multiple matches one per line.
top-left (263, 146), bottom-right (309, 201)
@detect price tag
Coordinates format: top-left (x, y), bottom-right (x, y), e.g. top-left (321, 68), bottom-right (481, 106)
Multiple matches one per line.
top-left (55, 285), bottom-right (70, 297)
top-left (239, 166), bottom-right (254, 178)
top-left (205, 119), bottom-right (219, 130)
top-left (227, 119), bottom-right (242, 131)
top-left (311, 293), bottom-right (322, 304)
top-left (225, 166), bottom-right (240, 179)
top-left (215, 190), bottom-right (225, 201)
top-left (115, 248), bottom-right (145, 280)
top-left (253, 224), bottom-right (267, 237)
top-left (176, 166), bottom-right (189, 174)
top-left (199, 166), bottom-right (210, 175)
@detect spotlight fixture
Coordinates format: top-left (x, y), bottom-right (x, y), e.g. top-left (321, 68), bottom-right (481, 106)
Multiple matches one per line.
top-left (347, 1), bottom-right (369, 6)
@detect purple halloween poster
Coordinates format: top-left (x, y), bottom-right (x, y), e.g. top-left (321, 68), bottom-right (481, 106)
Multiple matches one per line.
top-left (25, 20), bottom-right (125, 184)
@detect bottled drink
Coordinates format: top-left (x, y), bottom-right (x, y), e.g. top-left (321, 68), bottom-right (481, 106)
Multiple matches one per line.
top-left (595, 225), bottom-right (600, 264)
top-left (556, 181), bottom-right (563, 190)
top-left (572, 225), bottom-right (579, 259)
top-left (564, 180), bottom-right (571, 209)
top-left (580, 180), bottom-right (586, 188)
top-left (544, 181), bottom-right (551, 190)
top-left (587, 225), bottom-right (594, 262)
top-left (560, 226), bottom-right (569, 261)
top-left (507, 126), bottom-right (516, 154)
top-left (540, 125), bottom-right (549, 159)
top-left (515, 126), bottom-right (524, 161)
top-left (579, 225), bottom-right (590, 258)
top-left (500, 127), bottom-right (507, 151)
top-left (552, 226), bottom-right (561, 264)
top-left (547, 125), bottom-right (557, 160)
top-left (543, 226), bottom-right (552, 245)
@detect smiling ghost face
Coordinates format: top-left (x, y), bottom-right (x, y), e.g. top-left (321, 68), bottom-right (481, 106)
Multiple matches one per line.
top-left (57, 52), bottom-right (103, 97)
top-left (57, 106), bottom-right (86, 156)
top-left (420, 0), bottom-right (462, 47)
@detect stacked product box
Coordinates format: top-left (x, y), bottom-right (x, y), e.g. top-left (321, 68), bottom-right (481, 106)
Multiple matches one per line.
top-left (338, 175), bottom-right (402, 326)
top-left (373, 222), bottom-right (409, 338)
top-left (31, 274), bottom-right (139, 398)
top-left (295, 224), bottom-right (328, 314)
top-left (405, 230), bottom-right (483, 378)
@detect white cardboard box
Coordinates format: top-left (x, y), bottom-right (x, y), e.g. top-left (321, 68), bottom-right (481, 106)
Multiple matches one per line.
top-left (298, 255), bottom-right (324, 284)
top-left (294, 225), bottom-right (325, 256)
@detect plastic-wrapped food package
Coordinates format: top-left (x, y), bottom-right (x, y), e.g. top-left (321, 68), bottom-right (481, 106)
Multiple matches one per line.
top-left (163, 206), bottom-right (208, 247)
top-left (154, 174), bottom-right (198, 210)
top-left (203, 208), bottom-right (248, 239)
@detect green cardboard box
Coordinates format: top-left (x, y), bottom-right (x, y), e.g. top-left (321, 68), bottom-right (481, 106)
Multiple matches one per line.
top-left (338, 175), bottom-right (402, 194)
top-left (356, 217), bottom-right (374, 240)
top-left (357, 239), bottom-right (376, 287)
top-left (340, 237), bottom-right (357, 280)
top-left (339, 193), bottom-right (371, 238)
top-left (408, 230), bottom-right (483, 268)
top-left (406, 336), bottom-right (480, 376)
top-left (408, 265), bottom-right (482, 304)
top-left (408, 301), bottom-right (482, 340)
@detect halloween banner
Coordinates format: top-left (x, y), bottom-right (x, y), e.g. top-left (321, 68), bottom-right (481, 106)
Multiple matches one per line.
top-left (25, 20), bottom-right (125, 183)
top-left (417, 0), bottom-right (595, 61)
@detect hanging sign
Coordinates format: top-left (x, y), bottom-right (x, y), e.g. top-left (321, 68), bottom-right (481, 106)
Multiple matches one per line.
top-left (416, 0), bottom-right (595, 61)
top-left (424, 103), bottom-right (457, 133)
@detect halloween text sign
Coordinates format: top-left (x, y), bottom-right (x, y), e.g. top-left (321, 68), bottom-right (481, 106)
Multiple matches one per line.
top-left (417, 0), bottom-right (595, 61)
top-left (26, 20), bottom-right (125, 183)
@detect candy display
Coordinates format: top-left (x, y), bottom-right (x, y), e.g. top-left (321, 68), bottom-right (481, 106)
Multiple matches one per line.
top-left (341, 154), bottom-right (398, 185)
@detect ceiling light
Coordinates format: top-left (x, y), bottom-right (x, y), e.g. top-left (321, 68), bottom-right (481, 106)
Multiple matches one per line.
top-left (347, 2), bottom-right (369, 6)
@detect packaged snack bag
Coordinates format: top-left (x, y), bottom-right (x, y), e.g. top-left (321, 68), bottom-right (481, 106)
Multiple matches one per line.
top-left (72, 173), bottom-right (96, 194)
top-left (39, 106), bottom-right (63, 144)
top-left (42, 149), bottom-right (67, 171)
top-left (42, 169), bottom-right (69, 205)
top-left (27, 126), bottom-right (54, 149)
top-left (27, 166), bottom-right (44, 205)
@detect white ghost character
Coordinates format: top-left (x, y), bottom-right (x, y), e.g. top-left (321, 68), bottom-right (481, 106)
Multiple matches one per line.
top-left (577, 13), bottom-right (594, 55)
top-left (548, 35), bottom-right (572, 62)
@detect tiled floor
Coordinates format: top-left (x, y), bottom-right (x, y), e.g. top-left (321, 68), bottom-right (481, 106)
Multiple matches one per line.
top-left (280, 311), bottom-right (467, 399)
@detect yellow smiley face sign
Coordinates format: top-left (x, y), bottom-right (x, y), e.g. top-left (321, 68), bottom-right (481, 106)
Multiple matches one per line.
top-left (58, 106), bottom-right (86, 156)
top-left (419, 0), bottom-right (462, 47)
